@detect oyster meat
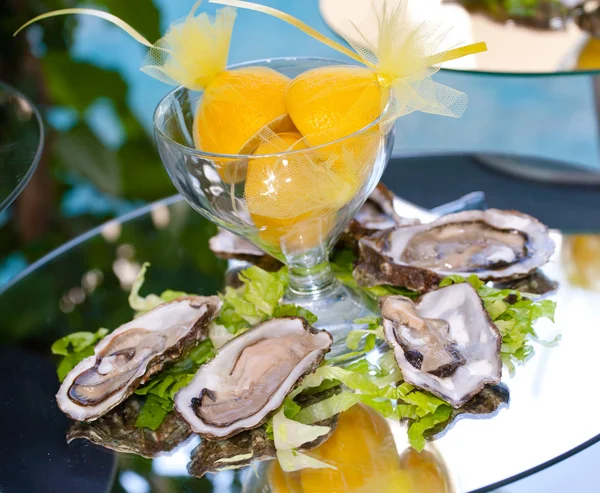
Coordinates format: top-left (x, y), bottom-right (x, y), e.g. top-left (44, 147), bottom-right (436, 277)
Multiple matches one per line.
top-left (175, 317), bottom-right (332, 440)
top-left (56, 296), bottom-right (221, 421)
top-left (382, 283), bottom-right (502, 407)
top-left (355, 209), bottom-right (555, 291)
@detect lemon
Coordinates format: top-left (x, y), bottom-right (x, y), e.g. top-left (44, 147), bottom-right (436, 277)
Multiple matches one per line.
top-left (245, 132), bottom-right (351, 252)
top-left (268, 404), bottom-right (452, 493)
top-left (298, 404), bottom-right (407, 492)
top-left (193, 66), bottom-right (292, 182)
top-left (286, 66), bottom-right (384, 144)
top-left (398, 448), bottom-right (453, 493)
top-left (577, 38), bottom-right (600, 70)
top-left (285, 65), bottom-right (385, 188)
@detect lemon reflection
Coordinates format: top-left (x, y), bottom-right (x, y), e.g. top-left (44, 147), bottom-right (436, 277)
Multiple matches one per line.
top-left (267, 404), bottom-right (452, 493)
top-left (563, 235), bottom-right (600, 291)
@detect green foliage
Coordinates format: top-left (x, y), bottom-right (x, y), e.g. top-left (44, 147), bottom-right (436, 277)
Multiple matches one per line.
top-left (135, 340), bottom-right (216, 430)
top-left (215, 266), bottom-right (316, 333)
top-left (51, 328), bottom-right (109, 381)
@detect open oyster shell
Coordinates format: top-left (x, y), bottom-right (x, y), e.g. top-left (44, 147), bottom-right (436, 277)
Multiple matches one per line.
top-left (382, 283), bottom-right (502, 408)
top-left (175, 317), bottom-right (332, 440)
top-left (188, 386), bottom-right (341, 477)
top-left (355, 209), bottom-right (555, 291)
top-left (56, 296), bottom-right (221, 421)
top-left (66, 395), bottom-right (191, 458)
top-left (188, 414), bottom-right (338, 478)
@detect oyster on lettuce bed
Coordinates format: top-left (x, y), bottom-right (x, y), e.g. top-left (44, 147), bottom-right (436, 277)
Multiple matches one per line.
top-left (355, 209), bottom-right (555, 292)
top-left (188, 411), bottom-right (339, 477)
top-left (56, 296), bottom-right (221, 421)
top-left (382, 283), bottom-right (503, 408)
top-left (66, 395), bottom-right (192, 458)
top-left (175, 317), bottom-right (333, 440)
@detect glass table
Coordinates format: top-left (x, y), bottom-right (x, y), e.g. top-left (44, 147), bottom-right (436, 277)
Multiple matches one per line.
top-left (321, 0), bottom-right (600, 184)
top-left (1, 156), bottom-right (599, 492)
top-left (0, 81), bottom-right (44, 213)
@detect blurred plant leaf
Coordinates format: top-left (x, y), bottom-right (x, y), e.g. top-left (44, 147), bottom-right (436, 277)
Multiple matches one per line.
top-left (54, 123), bottom-right (122, 196)
top-left (42, 52), bottom-right (126, 114)
top-left (92, 0), bottom-right (161, 42)
top-left (118, 138), bottom-right (174, 201)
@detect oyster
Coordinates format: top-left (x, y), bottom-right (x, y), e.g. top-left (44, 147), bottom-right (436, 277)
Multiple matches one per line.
top-left (355, 209), bottom-right (555, 291)
top-left (423, 384), bottom-right (510, 439)
top-left (56, 296), bottom-right (221, 421)
top-left (175, 317), bottom-right (332, 440)
top-left (188, 414), bottom-right (338, 477)
top-left (494, 270), bottom-right (558, 296)
top-left (342, 184), bottom-right (419, 248)
top-left (382, 283), bottom-right (502, 407)
top-left (67, 395), bottom-right (191, 458)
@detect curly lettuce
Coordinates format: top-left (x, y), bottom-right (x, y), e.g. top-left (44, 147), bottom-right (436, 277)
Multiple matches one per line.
top-left (51, 328), bottom-right (109, 381)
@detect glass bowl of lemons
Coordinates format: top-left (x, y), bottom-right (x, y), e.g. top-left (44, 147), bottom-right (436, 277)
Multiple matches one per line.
top-left (154, 57), bottom-right (395, 355)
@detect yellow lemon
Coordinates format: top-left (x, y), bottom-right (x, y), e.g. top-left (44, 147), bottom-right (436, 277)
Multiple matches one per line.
top-left (399, 448), bottom-right (453, 493)
top-left (298, 404), bottom-right (405, 493)
top-left (577, 38), bottom-right (600, 70)
top-left (563, 235), bottom-right (600, 291)
top-left (268, 404), bottom-right (452, 493)
top-left (285, 66), bottom-right (385, 189)
top-left (285, 66), bottom-right (384, 145)
top-left (194, 66), bottom-right (292, 182)
top-left (245, 132), bottom-right (352, 252)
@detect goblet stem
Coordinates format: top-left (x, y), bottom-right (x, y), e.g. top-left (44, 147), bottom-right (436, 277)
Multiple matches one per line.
top-left (284, 250), bottom-right (376, 361)
top-left (287, 259), bottom-right (338, 298)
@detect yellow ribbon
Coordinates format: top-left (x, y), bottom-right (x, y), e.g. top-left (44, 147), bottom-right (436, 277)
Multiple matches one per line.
top-left (210, 0), bottom-right (487, 71)
top-left (14, 8), bottom-right (155, 48)
top-left (209, 0), bottom-right (372, 67)
top-left (429, 42), bottom-right (488, 66)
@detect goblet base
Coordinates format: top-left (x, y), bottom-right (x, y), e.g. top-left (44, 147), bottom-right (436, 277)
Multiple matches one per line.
top-left (283, 279), bottom-right (377, 361)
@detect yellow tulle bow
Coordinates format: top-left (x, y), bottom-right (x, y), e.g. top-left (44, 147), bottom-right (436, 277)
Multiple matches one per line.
top-left (210, 0), bottom-right (487, 119)
top-left (15, 1), bottom-right (236, 91)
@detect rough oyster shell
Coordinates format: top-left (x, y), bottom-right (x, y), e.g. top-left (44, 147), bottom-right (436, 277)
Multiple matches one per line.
top-left (423, 384), bottom-right (510, 439)
top-left (355, 209), bottom-right (555, 291)
top-left (382, 283), bottom-right (502, 408)
top-left (66, 395), bottom-right (191, 458)
top-left (56, 296), bottom-right (221, 421)
top-left (341, 183), bottom-right (420, 249)
top-left (175, 317), bottom-right (332, 440)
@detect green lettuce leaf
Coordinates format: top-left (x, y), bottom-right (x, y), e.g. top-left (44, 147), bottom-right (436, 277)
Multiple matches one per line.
top-left (134, 394), bottom-right (172, 430)
top-left (239, 266), bottom-right (287, 317)
top-left (274, 304), bottom-right (318, 325)
top-left (272, 408), bottom-right (336, 472)
top-left (51, 328), bottom-right (109, 382)
top-left (407, 405), bottom-right (453, 452)
top-left (128, 263), bottom-right (165, 313)
top-left (215, 266), bottom-right (316, 333)
top-left (134, 339), bottom-right (215, 429)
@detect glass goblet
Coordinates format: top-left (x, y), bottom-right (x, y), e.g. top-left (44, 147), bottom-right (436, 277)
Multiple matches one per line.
top-left (154, 57), bottom-right (395, 358)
